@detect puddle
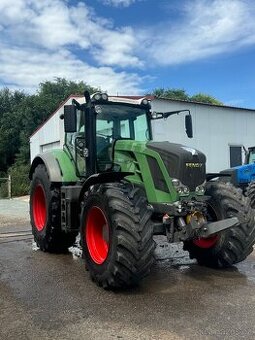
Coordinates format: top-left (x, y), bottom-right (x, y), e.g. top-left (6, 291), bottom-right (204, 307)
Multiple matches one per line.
top-left (236, 258), bottom-right (255, 284)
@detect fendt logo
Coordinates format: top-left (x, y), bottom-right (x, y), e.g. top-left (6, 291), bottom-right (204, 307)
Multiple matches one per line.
top-left (186, 162), bottom-right (203, 168)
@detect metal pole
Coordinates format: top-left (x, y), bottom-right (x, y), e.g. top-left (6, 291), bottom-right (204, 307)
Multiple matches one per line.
top-left (8, 175), bottom-right (11, 199)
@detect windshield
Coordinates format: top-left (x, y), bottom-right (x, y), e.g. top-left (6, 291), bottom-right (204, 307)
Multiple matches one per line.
top-left (64, 102), bottom-right (151, 175)
top-left (94, 103), bottom-right (151, 171)
top-left (95, 104), bottom-right (151, 141)
top-left (248, 150), bottom-right (255, 163)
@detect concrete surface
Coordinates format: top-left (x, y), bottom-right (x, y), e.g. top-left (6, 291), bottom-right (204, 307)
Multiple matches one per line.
top-left (0, 197), bottom-right (29, 219)
top-left (1, 199), bottom-right (255, 339)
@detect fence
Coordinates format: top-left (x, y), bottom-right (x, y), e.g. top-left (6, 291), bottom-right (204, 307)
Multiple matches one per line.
top-left (0, 175), bottom-right (30, 198)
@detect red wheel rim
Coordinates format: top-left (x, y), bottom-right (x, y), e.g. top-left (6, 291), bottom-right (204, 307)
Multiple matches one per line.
top-left (32, 184), bottom-right (46, 231)
top-left (86, 206), bottom-right (109, 264)
top-left (193, 235), bottom-right (218, 249)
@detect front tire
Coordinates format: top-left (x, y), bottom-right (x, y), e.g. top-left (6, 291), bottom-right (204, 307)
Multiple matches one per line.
top-left (80, 183), bottom-right (155, 289)
top-left (183, 182), bottom-right (255, 268)
top-left (30, 164), bottom-right (77, 252)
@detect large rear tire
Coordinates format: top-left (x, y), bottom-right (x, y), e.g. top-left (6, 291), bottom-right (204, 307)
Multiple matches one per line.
top-left (246, 181), bottom-right (255, 208)
top-left (183, 182), bottom-right (255, 268)
top-left (30, 164), bottom-right (77, 252)
top-left (80, 182), bottom-right (155, 289)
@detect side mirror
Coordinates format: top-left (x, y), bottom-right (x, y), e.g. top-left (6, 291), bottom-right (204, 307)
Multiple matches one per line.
top-left (63, 105), bottom-right (77, 133)
top-left (185, 114), bottom-right (193, 138)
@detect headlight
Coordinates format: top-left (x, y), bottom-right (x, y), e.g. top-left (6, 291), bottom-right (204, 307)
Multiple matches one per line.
top-left (93, 92), bottom-right (101, 101)
top-left (195, 181), bottom-right (206, 195)
top-left (177, 186), bottom-right (189, 195)
top-left (101, 93), bottom-right (108, 101)
top-left (95, 105), bottom-right (102, 114)
top-left (172, 178), bottom-right (189, 196)
top-left (91, 92), bottom-right (108, 102)
top-left (195, 185), bottom-right (205, 195)
top-left (172, 178), bottom-right (180, 187)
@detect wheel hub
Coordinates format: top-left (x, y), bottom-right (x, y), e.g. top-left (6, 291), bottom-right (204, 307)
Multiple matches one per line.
top-left (86, 206), bottom-right (109, 264)
top-left (33, 184), bottom-right (46, 231)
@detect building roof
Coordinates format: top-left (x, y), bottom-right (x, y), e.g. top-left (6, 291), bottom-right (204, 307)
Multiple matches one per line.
top-left (155, 96), bottom-right (255, 112)
top-left (30, 94), bottom-right (77, 137)
top-left (30, 93), bottom-right (255, 138)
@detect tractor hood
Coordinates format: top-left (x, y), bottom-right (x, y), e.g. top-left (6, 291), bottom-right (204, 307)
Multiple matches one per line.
top-left (147, 142), bottom-right (206, 192)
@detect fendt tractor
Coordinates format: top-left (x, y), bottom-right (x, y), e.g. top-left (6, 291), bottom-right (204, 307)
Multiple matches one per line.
top-left (29, 91), bottom-right (255, 289)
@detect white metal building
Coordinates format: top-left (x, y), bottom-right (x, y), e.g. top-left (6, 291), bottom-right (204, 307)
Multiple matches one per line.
top-left (30, 95), bottom-right (84, 162)
top-left (30, 95), bottom-right (255, 173)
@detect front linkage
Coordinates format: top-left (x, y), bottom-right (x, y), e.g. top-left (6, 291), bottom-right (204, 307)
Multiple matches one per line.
top-left (152, 198), bottom-right (238, 243)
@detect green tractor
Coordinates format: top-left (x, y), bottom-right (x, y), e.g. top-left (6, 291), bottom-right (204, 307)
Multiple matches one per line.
top-left (29, 91), bottom-right (255, 289)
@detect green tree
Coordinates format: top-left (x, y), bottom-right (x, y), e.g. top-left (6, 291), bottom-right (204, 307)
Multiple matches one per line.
top-left (151, 88), bottom-right (189, 101)
top-left (36, 78), bottom-right (99, 119)
top-left (18, 78), bottom-right (99, 167)
top-left (149, 87), bottom-right (223, 105)
top-left (190, 93), bottom-right (223, 105)
top-left (0, 78), bottom-right (99, 175)
top-left (0, 78), bottom-right (99, 195)
top-left (0, 89), bottom-right (26, 172)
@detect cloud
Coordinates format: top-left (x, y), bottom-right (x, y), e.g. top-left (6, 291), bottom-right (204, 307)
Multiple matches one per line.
top-left (99, 0), bottom-right (136, 7)
top-left (142, 0), bottom-right (255, 65)
top-left (0, 43), bottom-right (143, 94)
top-left (0, 0), bottom-right (143, 93)
top-left (1, 0), bottom-right (140, 65)
top-left (1, 0), bottom-right (255, 95)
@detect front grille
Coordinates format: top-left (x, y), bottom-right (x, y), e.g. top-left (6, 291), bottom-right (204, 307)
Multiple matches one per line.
top-left (147, 142), bottom-right (206, 193)
top-left (160, 153), bottom-right (206, 192)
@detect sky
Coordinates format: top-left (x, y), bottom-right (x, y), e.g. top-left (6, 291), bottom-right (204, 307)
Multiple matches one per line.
top-left (1, 0), bottom-right (255, 108)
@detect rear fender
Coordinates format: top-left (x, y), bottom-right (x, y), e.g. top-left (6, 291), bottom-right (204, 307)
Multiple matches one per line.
top-left (29, 150), bottom-right (78, 183)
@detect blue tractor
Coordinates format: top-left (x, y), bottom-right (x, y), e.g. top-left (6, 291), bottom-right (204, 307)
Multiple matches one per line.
top-left (219, 146), bottom-right (255, 206)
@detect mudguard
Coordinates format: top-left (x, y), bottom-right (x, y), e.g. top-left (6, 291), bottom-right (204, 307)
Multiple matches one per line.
top-left (29, 150), bottom-right (78, 183)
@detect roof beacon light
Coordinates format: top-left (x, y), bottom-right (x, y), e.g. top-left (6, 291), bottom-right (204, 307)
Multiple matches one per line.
top-left (93, 93), bottom-right (101, 101)
top-left (101, 93), bottom-right (108, 101)
top-left (141, 98), bottom-right (149, 106)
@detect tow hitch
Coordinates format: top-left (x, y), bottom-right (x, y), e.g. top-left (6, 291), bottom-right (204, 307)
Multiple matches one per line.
top-left (174, 216), bottom-right (239, 242)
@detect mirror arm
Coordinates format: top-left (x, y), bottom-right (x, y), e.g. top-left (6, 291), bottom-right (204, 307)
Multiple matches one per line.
top-left (152, 109), bottom-right (191, 120)
top-left (72, 99), bottom-right (82, 109)
top-left (163, 109), bottom-right (190, 119)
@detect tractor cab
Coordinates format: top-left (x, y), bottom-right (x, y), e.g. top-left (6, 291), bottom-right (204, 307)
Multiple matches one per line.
top-left (245, 146), bottom-right (255, 164)
top-left (63, 91), bottom-right (193, 179)
top-left (64, 93), bottom-right (152, 177)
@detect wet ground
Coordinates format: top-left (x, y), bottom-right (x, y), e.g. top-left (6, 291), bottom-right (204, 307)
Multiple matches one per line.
top-left (1, 199), bottom-right (255, 339)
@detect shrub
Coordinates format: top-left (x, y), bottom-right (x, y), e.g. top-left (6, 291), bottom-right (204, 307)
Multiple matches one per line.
top-left (8, 163), bottom-right (30, 197)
